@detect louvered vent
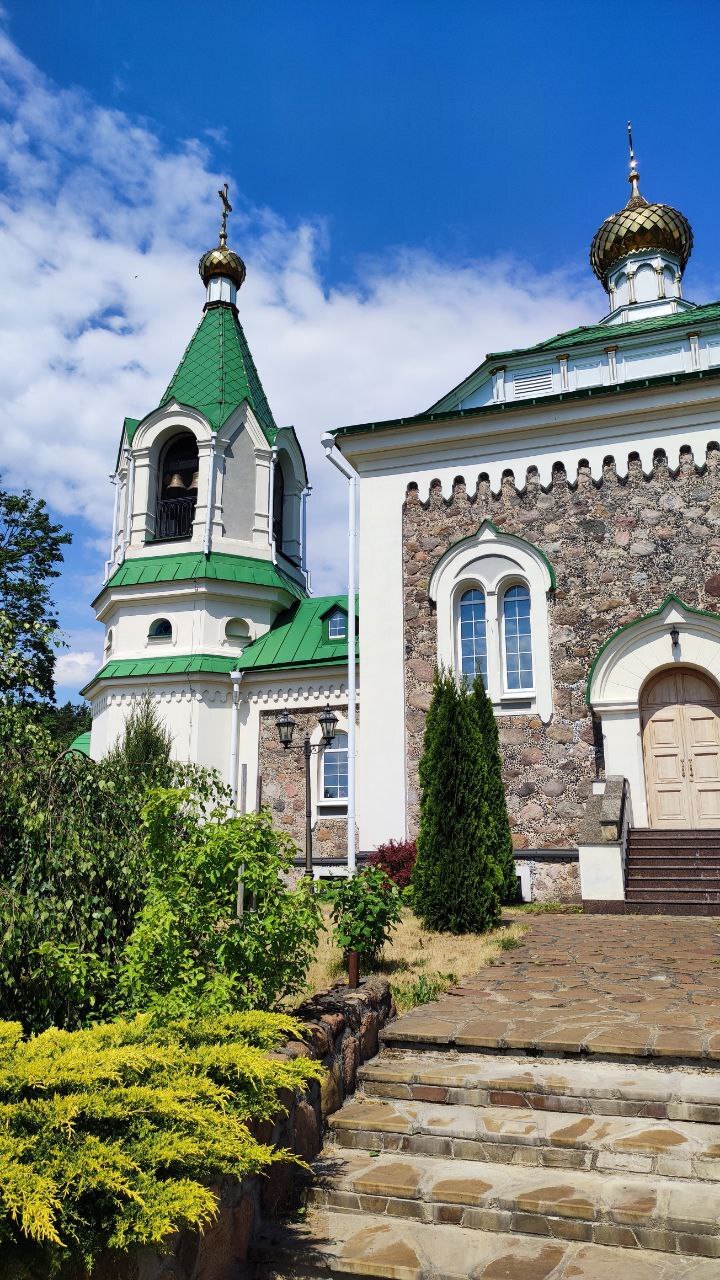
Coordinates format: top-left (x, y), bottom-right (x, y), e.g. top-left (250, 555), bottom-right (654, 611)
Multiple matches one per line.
top-left (513, 367), bottom-right (554, 398)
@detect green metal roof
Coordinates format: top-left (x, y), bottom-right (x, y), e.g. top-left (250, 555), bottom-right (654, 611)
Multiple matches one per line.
top-left (66, 730), bottom-right (92, 756)
top-left (82, 595), bottom-right (357, 691)
top-left (236, 594), bottom-right (358, 672)
top-left (100, 552), bottom-right (306, 601)
top-left (430, 301), bottom-right (720, 414)
top-left (332, 364), bottom-right (720, 444)
top-left (158, 303), bottom-right (277, 441)
top-left (124, 416), bottom-right (141, 445)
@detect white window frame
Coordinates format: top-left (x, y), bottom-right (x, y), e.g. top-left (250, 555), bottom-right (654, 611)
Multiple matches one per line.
top-left (327, 609), bottom-right (347, 640)
top-left (431, 521), bottom-right (553, 721)
top-left (500, 579), bottom-right (535, 694)
top-left (310, 715), bottom-right (353, 819)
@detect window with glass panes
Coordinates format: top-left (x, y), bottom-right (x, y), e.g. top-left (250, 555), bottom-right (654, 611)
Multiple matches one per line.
top-left (322, 731), bottom-right (348, 800)
top-left (327, 609), bottom-right (346, 640)
top-left (459, 589), bottom-right (487, 683)
top-left (503, 584), bottom-right (533, 689)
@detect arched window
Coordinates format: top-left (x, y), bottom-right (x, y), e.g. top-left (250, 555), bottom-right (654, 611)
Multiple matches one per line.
top-left (148, 617), bottom-right (173, 641)
top-left (155, 432), bottom-right (199, 541)
top-left (272, 464), bottom-right (285, 553)
top-left (104, 628), bottom-right (113, 658)
top-left (322, 731), bottom-right (348, 801)
top-left (459, 589), bottom-right (487, 683)
top-left (225, 618), bottom-right (250, 648)
top-left (503, 584), bottom-right (533, 689)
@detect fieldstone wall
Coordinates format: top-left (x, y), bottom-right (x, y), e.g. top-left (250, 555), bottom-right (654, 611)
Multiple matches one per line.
top-left (517, 856), bottom-right (582, 903)
top-left (403, 445), bottom-right (720, 851)
top-left (257, 705), bottom-right (357, 860)
top-left (93, 979), bottom-right (394, 1280)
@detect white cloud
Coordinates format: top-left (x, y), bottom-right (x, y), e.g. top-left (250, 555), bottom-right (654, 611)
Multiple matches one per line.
top-left (55, 648), bottom-right (101, 692)
top-left (0, 27), bottom-right (606, 689)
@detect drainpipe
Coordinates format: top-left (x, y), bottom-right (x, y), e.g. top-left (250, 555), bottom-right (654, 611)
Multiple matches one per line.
top-left (106, 472), bottom-right (121, 580)
top-left (228, 670), bottom-right (243, 807)
top-left (301, 483), bottom-right (312, 591)
top-left (122, 449), bottom-right (135, 560)
top-left (322, 433), bottom-right (358, 875)
top-left (203, 435), bottom-right (217, 558)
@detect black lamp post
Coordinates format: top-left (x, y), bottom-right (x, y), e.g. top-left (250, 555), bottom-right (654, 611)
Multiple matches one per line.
top-left (276, 703), bottom-right (338, 880)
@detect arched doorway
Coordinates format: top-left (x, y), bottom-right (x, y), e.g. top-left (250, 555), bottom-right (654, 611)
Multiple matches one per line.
top-left (641, 668), bottom-right (720, 828)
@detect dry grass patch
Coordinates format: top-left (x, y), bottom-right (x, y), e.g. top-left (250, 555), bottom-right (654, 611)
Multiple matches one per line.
top-left (301, 907), bottom-right (526, 1011)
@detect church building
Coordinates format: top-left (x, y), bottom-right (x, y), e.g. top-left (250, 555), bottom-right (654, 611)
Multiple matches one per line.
top-left (82, 139), bottom-right (720, 911)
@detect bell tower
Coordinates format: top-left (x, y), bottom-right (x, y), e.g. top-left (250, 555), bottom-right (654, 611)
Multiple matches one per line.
top-left (83, 188), bottom-right (310, 769)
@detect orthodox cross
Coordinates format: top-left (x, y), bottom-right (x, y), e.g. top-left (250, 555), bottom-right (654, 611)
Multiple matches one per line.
top-left (218, 183), bottom-right (232, 246)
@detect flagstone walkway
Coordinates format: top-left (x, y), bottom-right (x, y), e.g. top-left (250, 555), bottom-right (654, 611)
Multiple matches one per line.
top-left (253, 915), bottom-right (720, 1278)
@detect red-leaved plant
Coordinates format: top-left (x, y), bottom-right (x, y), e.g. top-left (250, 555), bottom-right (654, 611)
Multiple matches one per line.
top-left (369, 839), bottom-right (417, 890)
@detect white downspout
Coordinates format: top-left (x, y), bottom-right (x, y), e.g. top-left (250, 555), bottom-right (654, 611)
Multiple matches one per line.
top-left (269, 446), bottom-right (278, 564)
top-left (301, 483), bottom-right (312, 591)
top-left (203, 435), bottom-right (217, 558)
top-left (105, 472), bottom-right (121, 580)
top-left (228, 670), bottom-right (243, 805)
top-left (122, 449), bottom-right (135, 560)
top-left (322, 433), bottom-right (358, 875)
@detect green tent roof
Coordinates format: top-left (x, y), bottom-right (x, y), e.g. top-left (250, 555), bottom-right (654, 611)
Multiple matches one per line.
top-left (100, 552), bottom-right (306, 601)
top-left (158, 304), bottom-right (277, 441)
top-left (67, 730), bottom-right (92, 756)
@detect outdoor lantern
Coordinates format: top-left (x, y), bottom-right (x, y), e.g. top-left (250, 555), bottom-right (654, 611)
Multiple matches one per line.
top-left (670, 625), bottom-right (680, 649)
top-left (275, 707), bottom-right (297, 749)
top-left (318, 703), bottom-right (338, 745)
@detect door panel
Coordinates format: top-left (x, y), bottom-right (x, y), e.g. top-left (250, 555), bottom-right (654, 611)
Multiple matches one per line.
top-left (642, 669), bottom-right (720, 829)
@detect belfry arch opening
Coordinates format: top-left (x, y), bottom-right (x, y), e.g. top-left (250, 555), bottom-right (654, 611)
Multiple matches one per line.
top-left (155, 432), bottom-right (199, 541)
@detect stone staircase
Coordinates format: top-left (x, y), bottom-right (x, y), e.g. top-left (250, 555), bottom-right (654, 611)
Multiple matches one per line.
top-left (625, 829), bottom-right (720, 914)
top-left (252, 917), bottom-right (720, 1278)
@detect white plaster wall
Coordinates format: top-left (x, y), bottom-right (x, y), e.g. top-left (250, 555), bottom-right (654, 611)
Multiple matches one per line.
top-left (600, 710), bottom-right (648, 827)
top-left (90, 680), bottom-right (232, 774)
top-left (357, 474), bottom-right (408, 847)
top-left (578, 843), bottom-right (625, 900)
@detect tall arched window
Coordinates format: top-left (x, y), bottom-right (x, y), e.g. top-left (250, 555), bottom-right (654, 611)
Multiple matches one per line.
top-left (272, 464), bottom-right (285, 552)
top-left (459, 589), bottom-right (487, 683)
top-left (155, 433), bottom-right (199, 541)
top-left (503, 584), bottom-right (533, 689)
top-left (322, 731), bottom-right (348, 801)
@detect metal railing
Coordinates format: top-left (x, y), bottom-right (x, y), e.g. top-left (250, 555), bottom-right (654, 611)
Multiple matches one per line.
top-left (154, 496), bottom-right (196, 541)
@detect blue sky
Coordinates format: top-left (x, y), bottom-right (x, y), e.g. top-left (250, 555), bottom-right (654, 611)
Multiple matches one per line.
top-left (2, 0), bottom-right (719, 699)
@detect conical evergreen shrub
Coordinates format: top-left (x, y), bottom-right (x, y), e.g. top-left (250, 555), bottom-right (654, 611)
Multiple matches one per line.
top-left (471, 674), bottom-right (519, 903)
top-left (413, 670), bottom-right (501, 933)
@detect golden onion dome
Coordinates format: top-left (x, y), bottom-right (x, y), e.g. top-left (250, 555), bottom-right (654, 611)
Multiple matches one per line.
top-left (590, 126), bottom-right (693, 284)
top-left (198, 243), bottom-right (247, 290)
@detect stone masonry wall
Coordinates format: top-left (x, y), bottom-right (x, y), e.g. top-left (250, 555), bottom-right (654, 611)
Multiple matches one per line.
top-left (258, 706), bottom-right (356, 860)
top-left (403, 444), bottom-right (720, 851)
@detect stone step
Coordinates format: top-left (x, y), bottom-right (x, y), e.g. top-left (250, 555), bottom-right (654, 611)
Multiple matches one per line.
top-left (358, 1051), bottom-right (720, 1121)
top-left (626, 888), bottom-right (720, 902)
top-left (585, 901), bottom-right (720, 916)
top-left (251, 1207), bottom-right (720, 1278)
top-left (308, 1148), bottom-right (720, 1257)
top-left (328, 1096), bottom-right (720, 1179)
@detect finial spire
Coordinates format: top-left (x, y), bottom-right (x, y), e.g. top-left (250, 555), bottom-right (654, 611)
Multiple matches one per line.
top-left (627, 121), bottom-right (640, 198)
top-left (218, 182), bottom-right (232, 247)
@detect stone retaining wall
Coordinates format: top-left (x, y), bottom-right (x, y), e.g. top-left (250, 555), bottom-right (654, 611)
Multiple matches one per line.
top-left (94, 979), bottom-right (393, 1280)
top-left (403, 446), bottom-right (720, 852)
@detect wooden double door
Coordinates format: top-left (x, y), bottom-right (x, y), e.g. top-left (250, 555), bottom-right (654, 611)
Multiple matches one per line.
top-left (642, 669), bottom-right (720, 829)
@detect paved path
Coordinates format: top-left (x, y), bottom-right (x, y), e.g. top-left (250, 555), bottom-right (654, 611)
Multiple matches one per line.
top-left (253, 915), bottom-right (720, 1278)
top-left (383, 914), bottom-right (720, 1060)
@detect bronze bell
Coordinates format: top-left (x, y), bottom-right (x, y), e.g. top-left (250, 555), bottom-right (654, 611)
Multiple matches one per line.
top-left (188, 470), bottom-right (199, 491)
top-left (166, 472), bottom-right (185, 491)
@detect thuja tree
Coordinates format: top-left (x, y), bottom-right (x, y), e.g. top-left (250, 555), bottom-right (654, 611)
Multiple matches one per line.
top-left (413, 671), bottom-right (502, 933)
top-left (471, 674), bottom-right (519, 903)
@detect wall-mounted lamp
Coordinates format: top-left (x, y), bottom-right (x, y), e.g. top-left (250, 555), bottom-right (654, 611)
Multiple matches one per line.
top-left (670, 625), bottom-right (680, 649)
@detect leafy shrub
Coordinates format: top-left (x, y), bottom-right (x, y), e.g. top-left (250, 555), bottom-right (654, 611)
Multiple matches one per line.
top-left (118, 794), bottom-right (323, 1017)
top-left (0, 709), bottom-right (228, 1033)
top-left (0, 1012), bottom-right (323, 1277)
top-left (369, 839), bottom-right (417, 890)
top-left (323, 866), bottom-right (403, 965)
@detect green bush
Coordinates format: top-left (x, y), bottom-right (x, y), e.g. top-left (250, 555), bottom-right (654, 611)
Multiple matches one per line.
top-left (471, 674), bottom-right (519, 904)
top-left (118, 794), bottom-right (323, 1017)
top-left (0, 706), bottom-right (228, 1033)
top-left (323, 866), bottom-right (403, 965)
top-left (0, 1012), bottom-right (323, 1278)
top-left (413, 671), bottom-right (502, 933)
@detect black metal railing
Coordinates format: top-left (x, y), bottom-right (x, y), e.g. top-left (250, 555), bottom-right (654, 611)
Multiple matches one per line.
top-left (154, 496), bottom-right (196, 541)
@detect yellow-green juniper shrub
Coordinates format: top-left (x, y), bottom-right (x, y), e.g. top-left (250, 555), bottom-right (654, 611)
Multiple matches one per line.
top-left (0, 1012), bottom-right (323, 1278)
